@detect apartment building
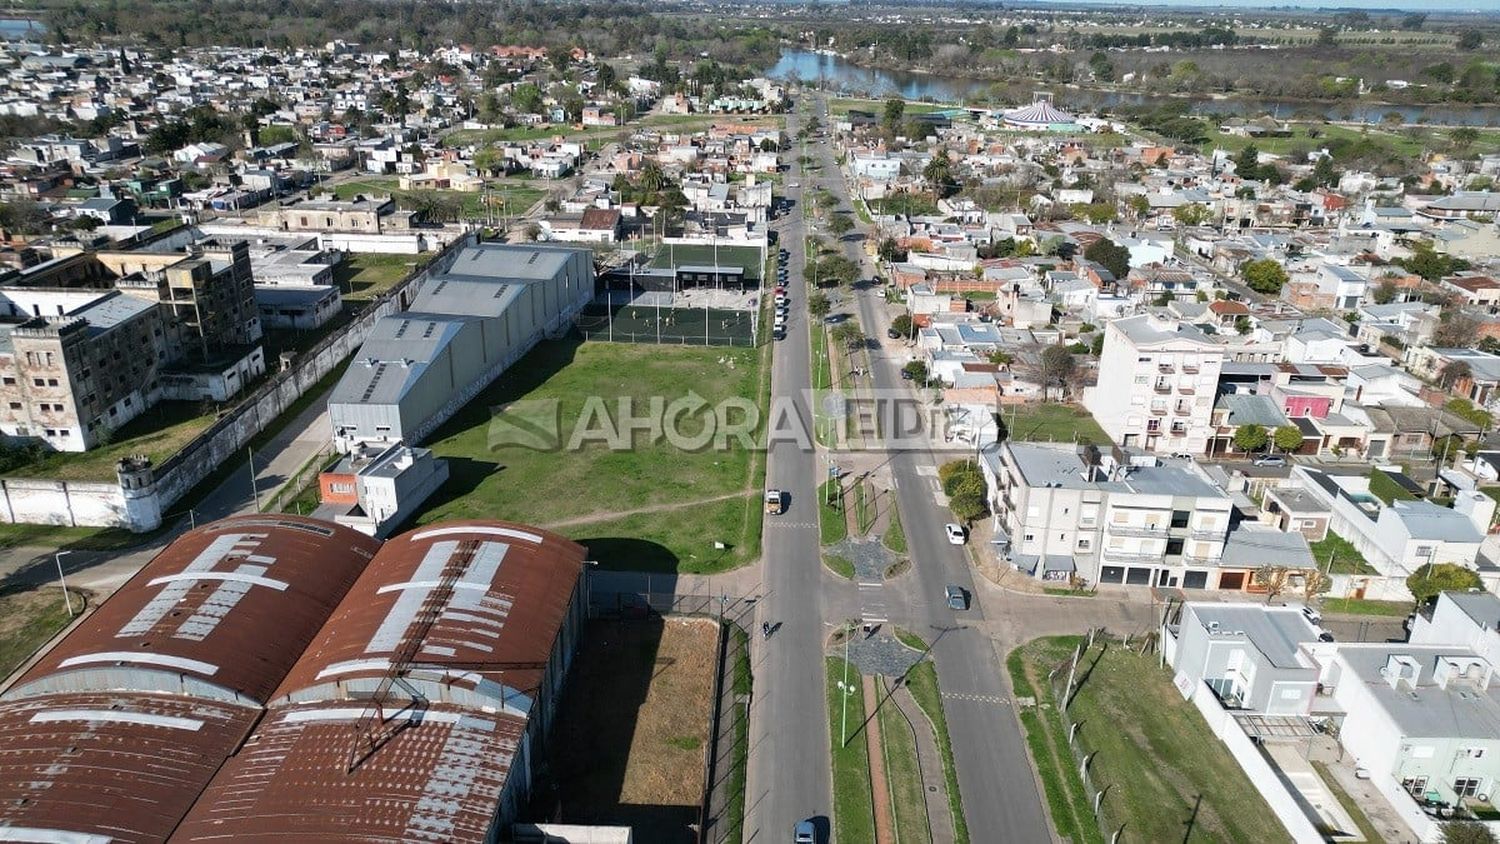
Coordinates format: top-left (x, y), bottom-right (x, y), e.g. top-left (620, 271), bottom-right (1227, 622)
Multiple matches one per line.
top-left (0, 241), bottom-right (266, 452)
top-left (1083, 314), bottom-right (1225, 456)
top-left (0, 290), bottom-right (168, 450)
top-left (980, 441), bottom-right (1233, 589)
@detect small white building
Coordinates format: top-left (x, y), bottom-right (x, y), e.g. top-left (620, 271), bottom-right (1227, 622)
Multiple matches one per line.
top-left (320, 442), bottom-right (449, 538)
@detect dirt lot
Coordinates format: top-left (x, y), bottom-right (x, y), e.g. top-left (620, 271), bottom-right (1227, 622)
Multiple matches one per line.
top-left (549, 617), bottom-right (718, 841)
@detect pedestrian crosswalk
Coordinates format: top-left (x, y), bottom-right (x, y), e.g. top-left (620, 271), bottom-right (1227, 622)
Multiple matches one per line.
top-left (943, 691), bottom-right (1009, 706)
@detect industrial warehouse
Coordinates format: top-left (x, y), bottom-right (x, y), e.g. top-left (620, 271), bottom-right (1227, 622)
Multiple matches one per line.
top-left (0, 514), bottom-right (589, 843)
top-left (328, 242), bottom-right (595, 453)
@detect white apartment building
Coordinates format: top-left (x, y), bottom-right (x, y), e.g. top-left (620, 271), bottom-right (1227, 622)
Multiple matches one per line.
top-left (980, 442), bottom-right (1233, 589)
top-left (1083, 314), bottom-right (1225, 456)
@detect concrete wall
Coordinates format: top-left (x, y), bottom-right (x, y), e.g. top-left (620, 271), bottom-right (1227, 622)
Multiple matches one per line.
top-left (1188, 681), bottom-right (1326, 844)
top-left (0, 233), bottom-right (479, 532)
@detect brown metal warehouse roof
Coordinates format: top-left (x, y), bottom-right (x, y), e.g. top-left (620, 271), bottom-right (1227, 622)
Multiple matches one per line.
top-left (174, 521), bottom-right (587, 843)
top-left (275, 520), bottom-right (587, 702)
top-left (9, 515), bottom-right (381, 705)
top-left (171, 701), bottom-right (526, 843)
top-left (0, 692), bottom-right (259, 843)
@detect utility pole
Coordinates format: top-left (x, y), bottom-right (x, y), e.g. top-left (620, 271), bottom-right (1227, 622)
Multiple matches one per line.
top-left (247, 445), bottom-right (262, 511)
top-left (54, 551), bottom-right (75, 617)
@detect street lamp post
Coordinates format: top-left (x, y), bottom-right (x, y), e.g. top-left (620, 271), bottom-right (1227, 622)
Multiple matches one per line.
top-left (839, 620), bottom-right (855, 747)
top-left (54, 551), bottom-right (75, 617)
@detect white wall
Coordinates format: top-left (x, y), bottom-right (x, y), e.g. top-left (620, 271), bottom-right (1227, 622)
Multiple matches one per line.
top-left (1188, 681), bottom-right (1326, 843)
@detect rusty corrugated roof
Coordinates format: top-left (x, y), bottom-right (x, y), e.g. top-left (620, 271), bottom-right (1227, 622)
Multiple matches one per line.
top-left (0, 692), bottom-right (258, 843)
top-left (8, 515), bottom-right (382, 706)
top-left (173, 520), bottom-right (586, 843)
top-left (275, 520), bottom-right (586, 703)
top-left (171, 701), bottom-right (525, 843)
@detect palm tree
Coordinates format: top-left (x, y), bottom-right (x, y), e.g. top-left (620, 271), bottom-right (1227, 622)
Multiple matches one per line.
top-left (923, 148), bottom-right (953, 195)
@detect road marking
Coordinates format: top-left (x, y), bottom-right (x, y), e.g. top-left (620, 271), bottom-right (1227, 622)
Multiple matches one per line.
top-left (916, 465), bottom-right (937, 477)
top-left (858, 581), bottom-right (882, 588)
top-left (933, 490), bottom-right (948, 506)
top-left (769, 521), bottom-right (817, 530)
top-left (942, 692), bottom-right (1009, 705)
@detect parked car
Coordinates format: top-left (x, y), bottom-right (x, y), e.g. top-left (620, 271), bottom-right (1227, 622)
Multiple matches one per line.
top-left (1252, 454), bottom-right (1287, 467)
top-left (944, 523), bottom-right (966, 545)
top-left (945, 585), bottom-right (968, 611)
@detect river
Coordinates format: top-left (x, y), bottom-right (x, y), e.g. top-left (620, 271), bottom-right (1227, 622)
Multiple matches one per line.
top-left (766, 48), bottom-right (1500, 127)
top-left (0, 19), bottom-right (46, 40)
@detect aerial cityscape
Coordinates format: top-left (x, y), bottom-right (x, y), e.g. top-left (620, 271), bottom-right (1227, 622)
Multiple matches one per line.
top-left (0, 1), bottom-right (1499, 842)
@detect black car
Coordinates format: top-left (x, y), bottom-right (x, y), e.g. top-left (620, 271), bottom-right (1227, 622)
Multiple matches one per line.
top-left (887, 328), bottom-right (901, 339)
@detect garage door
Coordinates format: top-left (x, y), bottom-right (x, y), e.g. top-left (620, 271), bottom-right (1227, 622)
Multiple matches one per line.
top-left (1183, 570), bottom-right (1208, 590)
top-left (1100, 566), bottom-right (1124, 584)
top-left (1126, 567), bottom-right (1152, 586)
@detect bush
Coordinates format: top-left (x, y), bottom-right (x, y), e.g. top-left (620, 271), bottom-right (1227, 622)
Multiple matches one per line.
top-left (1408, 563), bottom-right (1483, 608)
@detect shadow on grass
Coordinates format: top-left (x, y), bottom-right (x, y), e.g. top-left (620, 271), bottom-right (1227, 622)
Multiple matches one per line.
top-left (575, 537), bottom-right (682, 574)
top-left (536, 617), bottom-right (700, 843)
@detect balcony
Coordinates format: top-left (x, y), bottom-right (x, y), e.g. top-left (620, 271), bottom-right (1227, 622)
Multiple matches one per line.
top-left (1153, 382), bottom-right (1173, 394)
top-left (1169, 428), bottom-right (1188, 437)
top-left (1106, 524), bottom-right (1164, 538)
top-left (1158, 363), bottom-right (1175, 374)
top-left (1174, 405), bottom-right (1192, 416)
top-left (1178, 385), bottom-right (1196, 395)
top-left (1150, 406), bottom-right (1168, 416)
top-left (1102, 548), bottom-right (1165, 564)
top-left (1182, 363), bottom-right (1200, 374)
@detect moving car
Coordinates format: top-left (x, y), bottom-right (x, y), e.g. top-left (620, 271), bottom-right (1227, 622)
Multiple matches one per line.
top-left (945, 585), bottom-right (968, 611)
top-left (944, 523), bottom-right (966, 545)
top-left (794, 820), bottom-right (816, 844)
top-left (765, 489), bottom-right (784, 515)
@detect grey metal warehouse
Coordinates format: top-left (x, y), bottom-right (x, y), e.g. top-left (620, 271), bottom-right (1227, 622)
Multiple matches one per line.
top-left (329, 242), bottom-right (593, 452)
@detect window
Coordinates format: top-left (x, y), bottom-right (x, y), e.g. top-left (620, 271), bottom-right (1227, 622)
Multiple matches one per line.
top-left (1414, 545), bottom-right (1434, 559)
top-left (1023, 532), bottom-right (1035, 542)
top-left (46, 379), bottom-right (57, 387)
top-left (1456, 778), bottom-right (1482, 799)
top-left (1, 377), bottom-right (12, 385)
top-left (6, 402), bottom-right (17, 410)
top-left (1171, 510), bottom-right (1191, 529)
top-left (1077, 538), bottom-right (1092, 551)
top-left (31, 378), bottom-right (43, 387)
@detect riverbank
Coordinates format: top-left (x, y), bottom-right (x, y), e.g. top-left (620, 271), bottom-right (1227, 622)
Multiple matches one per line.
top-left (769, 48), bottom-right (1500, 126)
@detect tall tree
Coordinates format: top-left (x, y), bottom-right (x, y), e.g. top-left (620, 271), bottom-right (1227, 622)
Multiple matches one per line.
top-left (1234, 423), bottom-right (1268, 453)
top-left (1241, 258), bottom-right (1289, 295)
top-left (1083, 238), bottom-right (1131, 280)
top-left (1407, 563), bottom-right (1482, 608)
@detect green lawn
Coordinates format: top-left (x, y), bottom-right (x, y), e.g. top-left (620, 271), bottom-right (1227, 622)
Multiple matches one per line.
top-left (1001, 403), bottom-right (1109, 446)
top-left (1321, 597), bottom-right (1411, 617)
top-left (0, 589), bottom-right (75, 682)
top-left (883, 507), bottom-right (907, 554)
top-left (8, 400), bottom-right (217, 483)
top-left (334, 252), bottom-right (430, 301)
top-left (904, 660), bottom-right (969, 843)
top-left (1368, 468), bottom-right (1418, 506)
top-left (819, 479), bottom-right (848, 545)
top-left (1012, 637), bottom-right (1289, 844)
top-left (0, 523), bottom-right (146, 552)
top-left (828, 97), bottom-right (951, 117)
top-left (331, 177), bottom-right (546, 221)
top-left (868, 194), bottom-right (941, 217)
top-left (878, 678), bottom-right (932, 844)
top-left (724, 625), bottom-right (752, 843)
top-left (827, 657), bottom-right (876, 844)
top-left (442, 112), bottom-right (752, 148)
top-left (1308, 530), bottom-right (1376, 576)
top-left (413, 339), bottom-right (765, 573)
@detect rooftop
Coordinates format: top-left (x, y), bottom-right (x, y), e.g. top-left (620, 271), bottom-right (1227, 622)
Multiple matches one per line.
top-left (1339, 644), bottom-right (1500, 739)
top-left (6, 515), bottom-right (381, 706)
top-left (1187, 603), bottom-right (1318, 670)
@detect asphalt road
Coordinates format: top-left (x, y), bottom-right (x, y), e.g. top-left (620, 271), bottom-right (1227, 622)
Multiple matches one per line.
top-left (744, 105), bottom-right (834, 841)
top-left (812, 94), bottom-right (1053, 842)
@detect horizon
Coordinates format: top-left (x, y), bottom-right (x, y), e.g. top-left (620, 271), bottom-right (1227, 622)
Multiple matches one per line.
top-left (1028, 0), bottom-right (1500, 11)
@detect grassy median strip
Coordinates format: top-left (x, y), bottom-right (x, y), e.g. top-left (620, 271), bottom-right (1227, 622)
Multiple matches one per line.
top-left (828, 657), bottom-right (876, 843)
top-left (904, 660), bottom-right (970, 844)
top-left (0, 589), bottom-right (74, 681)
top-left (819, 479), bottom-right (848, 545)
top-left (823, 553), bottom-right (855, 579)
top-left (883, 507), bottom-right (907, 554)
top-left (879, 679), bottom-right (933, 844)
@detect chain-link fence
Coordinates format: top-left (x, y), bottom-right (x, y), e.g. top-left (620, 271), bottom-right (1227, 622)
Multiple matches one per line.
top-left (576, 303), bottom-right (758, 347)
